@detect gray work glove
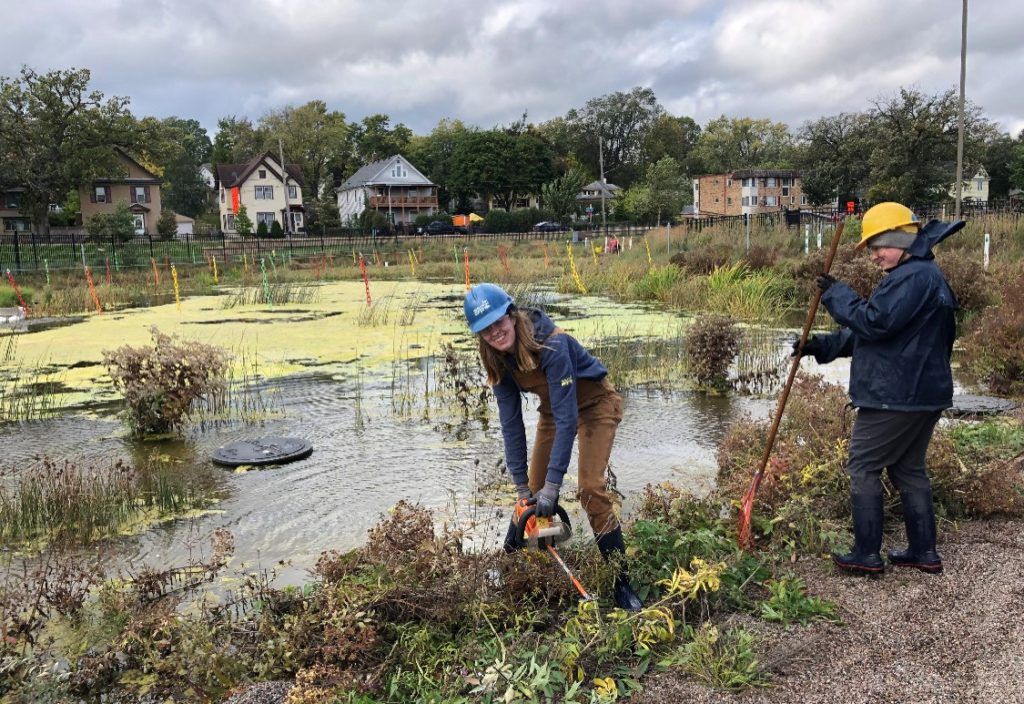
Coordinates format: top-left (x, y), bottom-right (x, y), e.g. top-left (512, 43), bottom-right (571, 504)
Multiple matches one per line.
top-left (534, 480), bottom-right (561, 518)
top-left (516, 483), bottom-right (532, 501)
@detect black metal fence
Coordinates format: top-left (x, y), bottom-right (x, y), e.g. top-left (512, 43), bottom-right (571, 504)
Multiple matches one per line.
top-left (0, 224), bottom-right (651, 273)
top-left (4, 204), bottom-right (1017, 274)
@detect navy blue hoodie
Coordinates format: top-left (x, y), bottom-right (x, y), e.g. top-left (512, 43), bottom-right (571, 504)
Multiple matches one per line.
top-left (492, 308), bottom-right (608, 486)
top-left (813, 220), bottom-right (963, 411)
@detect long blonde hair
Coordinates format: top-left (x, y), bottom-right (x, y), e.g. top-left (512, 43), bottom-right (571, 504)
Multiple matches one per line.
top-left (478, 309), bottom-right (543, 384)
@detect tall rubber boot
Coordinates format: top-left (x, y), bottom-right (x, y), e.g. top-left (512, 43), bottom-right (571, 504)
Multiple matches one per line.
top-left (832, 493), bottom-right (885, 574)
top-left (595, 527), bottom-right (644, 612)
top-left (502, 520), bottom-right (521, 554)
top-left (888, 489), bottom-right (943, 573)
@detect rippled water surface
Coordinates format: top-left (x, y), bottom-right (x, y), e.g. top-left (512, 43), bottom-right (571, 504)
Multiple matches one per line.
top-left (2, 280), bottom-right (834, 584)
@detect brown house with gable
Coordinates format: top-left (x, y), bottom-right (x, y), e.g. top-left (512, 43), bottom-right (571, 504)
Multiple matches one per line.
top-left (79, 148), bottom-right (163, 236)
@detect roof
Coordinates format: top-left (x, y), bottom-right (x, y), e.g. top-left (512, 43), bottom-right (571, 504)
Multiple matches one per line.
top-left (338, 155), bottom-right (434, 190)
top-left (215, 152), bottom-right (305, 189)
top-left (577, 180), bottom-right (622, 199)
top-left (709, 169), bottom-right (802, 179)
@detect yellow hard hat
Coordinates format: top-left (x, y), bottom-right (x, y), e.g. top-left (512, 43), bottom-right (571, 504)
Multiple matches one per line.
top-left (858, 202), bottom-right (919, 249)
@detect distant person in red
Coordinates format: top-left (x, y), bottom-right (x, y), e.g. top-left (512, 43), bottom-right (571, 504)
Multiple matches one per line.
top-left (608, 236), bottom-right (619, 254)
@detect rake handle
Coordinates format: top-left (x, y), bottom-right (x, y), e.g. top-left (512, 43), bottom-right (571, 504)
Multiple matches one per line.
top-left (746, 221), bottom-right (846, 507)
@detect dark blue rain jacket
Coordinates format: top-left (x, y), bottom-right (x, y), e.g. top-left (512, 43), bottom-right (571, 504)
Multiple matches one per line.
top-left (493, 309), bottom-right (608, 486)
top-left (812, 220), bottom-right (963, 412)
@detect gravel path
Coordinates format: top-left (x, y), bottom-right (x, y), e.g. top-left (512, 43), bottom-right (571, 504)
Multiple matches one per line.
top-left (640, 518), bottom-right (1024, 704)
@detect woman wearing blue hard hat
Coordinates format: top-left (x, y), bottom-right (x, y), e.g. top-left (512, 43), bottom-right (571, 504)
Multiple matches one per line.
top-left (464, 282), bottom-right (643, 611)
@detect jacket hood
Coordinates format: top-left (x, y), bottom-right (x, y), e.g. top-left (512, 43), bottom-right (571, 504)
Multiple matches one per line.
top-left (527, 307), bottom-right (557, 343)
top-left (906, 219), bottom-right (966, 260)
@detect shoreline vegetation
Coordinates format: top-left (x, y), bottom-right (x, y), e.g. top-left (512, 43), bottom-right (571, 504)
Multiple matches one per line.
top-left (1, 218), bottom-right (1022, 702)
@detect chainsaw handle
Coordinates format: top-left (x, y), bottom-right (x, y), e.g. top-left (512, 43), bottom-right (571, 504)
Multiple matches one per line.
top-left (514, 503), bottom-right (572, 547)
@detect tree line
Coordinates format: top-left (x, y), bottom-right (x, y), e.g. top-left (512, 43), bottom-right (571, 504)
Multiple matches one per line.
top-left (2, 67), bottom-right (1023, 234)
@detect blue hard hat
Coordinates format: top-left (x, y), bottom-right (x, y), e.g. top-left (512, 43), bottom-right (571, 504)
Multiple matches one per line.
top-left (464, 283), bottom-right (514, 334)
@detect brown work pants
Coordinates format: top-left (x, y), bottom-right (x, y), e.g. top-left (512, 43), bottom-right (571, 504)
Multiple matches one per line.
top-left (512, 367), bottom-right (624, 537)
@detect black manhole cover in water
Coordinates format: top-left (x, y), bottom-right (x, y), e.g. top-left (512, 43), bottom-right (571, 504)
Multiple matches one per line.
top-left (948, 394), bottom-right (1020, 418)
top-left (211, 436), bottom-right (313, 467)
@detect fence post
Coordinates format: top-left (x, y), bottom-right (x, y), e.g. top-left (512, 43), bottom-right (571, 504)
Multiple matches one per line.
top-left (12, 230), bottom-right (21, 272)
top-left (31, 231), bottom-right (39, 271)
top-left (148, 233), bottom-right (154, 261)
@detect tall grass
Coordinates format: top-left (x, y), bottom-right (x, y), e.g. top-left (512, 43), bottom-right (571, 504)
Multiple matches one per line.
top-left (0, 457), bottom-right (216, 548)
top-left (0, 335), bottom-right (66, 423)
top-left (703, 263), bottom-right (794, 322)
top-left (221, 281), bottom-right (320, 308)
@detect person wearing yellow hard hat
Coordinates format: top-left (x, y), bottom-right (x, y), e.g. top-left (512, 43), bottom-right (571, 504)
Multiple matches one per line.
top-left (793, 202), bottom-right (965, 576)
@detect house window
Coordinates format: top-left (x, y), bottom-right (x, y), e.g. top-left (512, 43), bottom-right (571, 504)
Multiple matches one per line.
top-left (727, 197), bottom-right (732, 205)
top-left (726, 179), bottom-right (732, 187)
top-left (220, 189), bottom-right (225, 203)
top-left (255, 185), bottom-right (273, 199)
top-left (790, 196), bottom-right (796, 204)
top-left (288, 185), bottom-right (298, 199)
top-left (800, 195), bottom-right (808, 205)
top-left (782, 186), bottom-right (790, 196)
top-left (224, 214), bottom-right (235, 230)
top-left (259, 169), bottom-right (266, 179)
top-left (94, 186), bottom-right (109, 203)
top-left (132, 214), bottom-right (145, 235)
top-left (975, 179), bottom-right (984, 190)
top-left (4, 193), bottom-right (19, 209)
top-left (133, 186), bottom-right (147, 203)
top-left (390, 164), bottom-right (408, 178)
top-left (765, 196), bottom-right (778, 206)
top-left (766, 177), bottom-right (777, 187)
top-left (291, 212), bottom-right (303, 230)
top-left (3, 218), bottom-right (28, 231)
top-left (256, 212), bottom-right (275, 227)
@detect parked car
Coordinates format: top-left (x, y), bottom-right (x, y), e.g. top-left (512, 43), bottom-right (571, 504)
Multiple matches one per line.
top-left (425, 220), bottom-right (456, 235)
top-left (532, 221), bottom-right (564, 232)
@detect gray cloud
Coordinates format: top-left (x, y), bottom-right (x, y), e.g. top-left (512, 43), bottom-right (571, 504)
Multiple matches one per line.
top-left (4, 0), bottom-right (1021, 136)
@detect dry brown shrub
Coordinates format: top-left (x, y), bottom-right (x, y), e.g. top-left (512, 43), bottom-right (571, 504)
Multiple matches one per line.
top-left (670, 244), bottom-right (734, 274)
top-left (716, 373), bottom-right (852, 514)
top-left (961, 266), bottom-right (1024, 396)
top-left (687, 315), bottom-right (741, 390)
top-left (792, 245), bottom-right (882, 299)
top-left (742, 245), bottom-right (778, 270)
top-left (934, 250), bottom-right (995, 313)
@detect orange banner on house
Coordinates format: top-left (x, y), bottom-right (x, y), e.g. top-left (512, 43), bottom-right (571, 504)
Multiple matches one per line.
top-left (231, 187), bottom-right (240, 214)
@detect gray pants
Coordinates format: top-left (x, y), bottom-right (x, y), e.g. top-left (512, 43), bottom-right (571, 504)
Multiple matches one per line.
top-left (847, 408), bottom-right (942, 496)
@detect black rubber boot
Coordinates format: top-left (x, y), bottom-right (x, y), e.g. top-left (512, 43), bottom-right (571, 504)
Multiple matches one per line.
top-left (832, 493), bottom-right (886, 575)
top-left (888, 489), bottom-right (943, 573)
top-left (596, 527), bottom-right (644, 612)
top-left (502, 520), bottom-right (521, 554)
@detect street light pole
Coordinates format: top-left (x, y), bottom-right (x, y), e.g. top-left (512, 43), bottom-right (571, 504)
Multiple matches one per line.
top-left (954, 0), bottom-right (968, 220)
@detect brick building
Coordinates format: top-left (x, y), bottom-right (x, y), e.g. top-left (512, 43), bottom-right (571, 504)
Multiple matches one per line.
top-left (693, 169), bottom-right (807, 216)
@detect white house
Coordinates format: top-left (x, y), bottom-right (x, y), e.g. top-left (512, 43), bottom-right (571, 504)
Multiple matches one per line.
top-left (336, 155), bottom-right (438, 226)
top-left (215, 152), bottom-right (305, 234)
top-left (949, 167), bottom-right (990, 204)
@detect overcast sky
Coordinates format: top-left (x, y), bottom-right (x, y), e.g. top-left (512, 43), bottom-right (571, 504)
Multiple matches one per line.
top-left (4, 0), bottom-right (1022, 138)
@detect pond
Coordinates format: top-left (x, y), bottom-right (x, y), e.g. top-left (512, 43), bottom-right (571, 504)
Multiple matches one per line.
top-left (1, 279), bottom-right (860, 584)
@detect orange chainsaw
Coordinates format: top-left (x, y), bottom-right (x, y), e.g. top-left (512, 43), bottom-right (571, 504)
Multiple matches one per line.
top-left (513, 498), bottom-right (593, 601)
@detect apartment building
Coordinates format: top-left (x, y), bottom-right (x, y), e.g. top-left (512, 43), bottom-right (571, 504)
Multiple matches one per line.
top-left (693, 169), bottom-right (806, 216)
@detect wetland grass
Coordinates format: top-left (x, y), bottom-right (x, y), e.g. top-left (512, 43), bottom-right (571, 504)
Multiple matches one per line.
top-left (0, 334), bottom-right (67, 422)
top-left (221, 281), bottom-right (320, 308)
top-left (0, 457), bottom-right (216, 548)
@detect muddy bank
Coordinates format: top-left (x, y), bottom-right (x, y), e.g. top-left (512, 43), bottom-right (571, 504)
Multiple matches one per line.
top-left (640, 517), bottom-right (1024, 704)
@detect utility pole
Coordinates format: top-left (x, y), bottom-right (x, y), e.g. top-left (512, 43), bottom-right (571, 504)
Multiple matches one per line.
top-left (599, 136), bottom-right (607, 237)
top-left (954, 0), bottom-right (968, 220)
top-left (278, 139), bottom-right (290, 235)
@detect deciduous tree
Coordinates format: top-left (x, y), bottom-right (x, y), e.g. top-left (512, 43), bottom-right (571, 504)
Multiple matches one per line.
top-left (540, 168), bottom-right (586, 225)
top-left (0, 67), bottom-right (135, 234)
top-left (692, 116), bottom-right (795, 174)
top-left (259, 101), bottom-right (348, 199)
